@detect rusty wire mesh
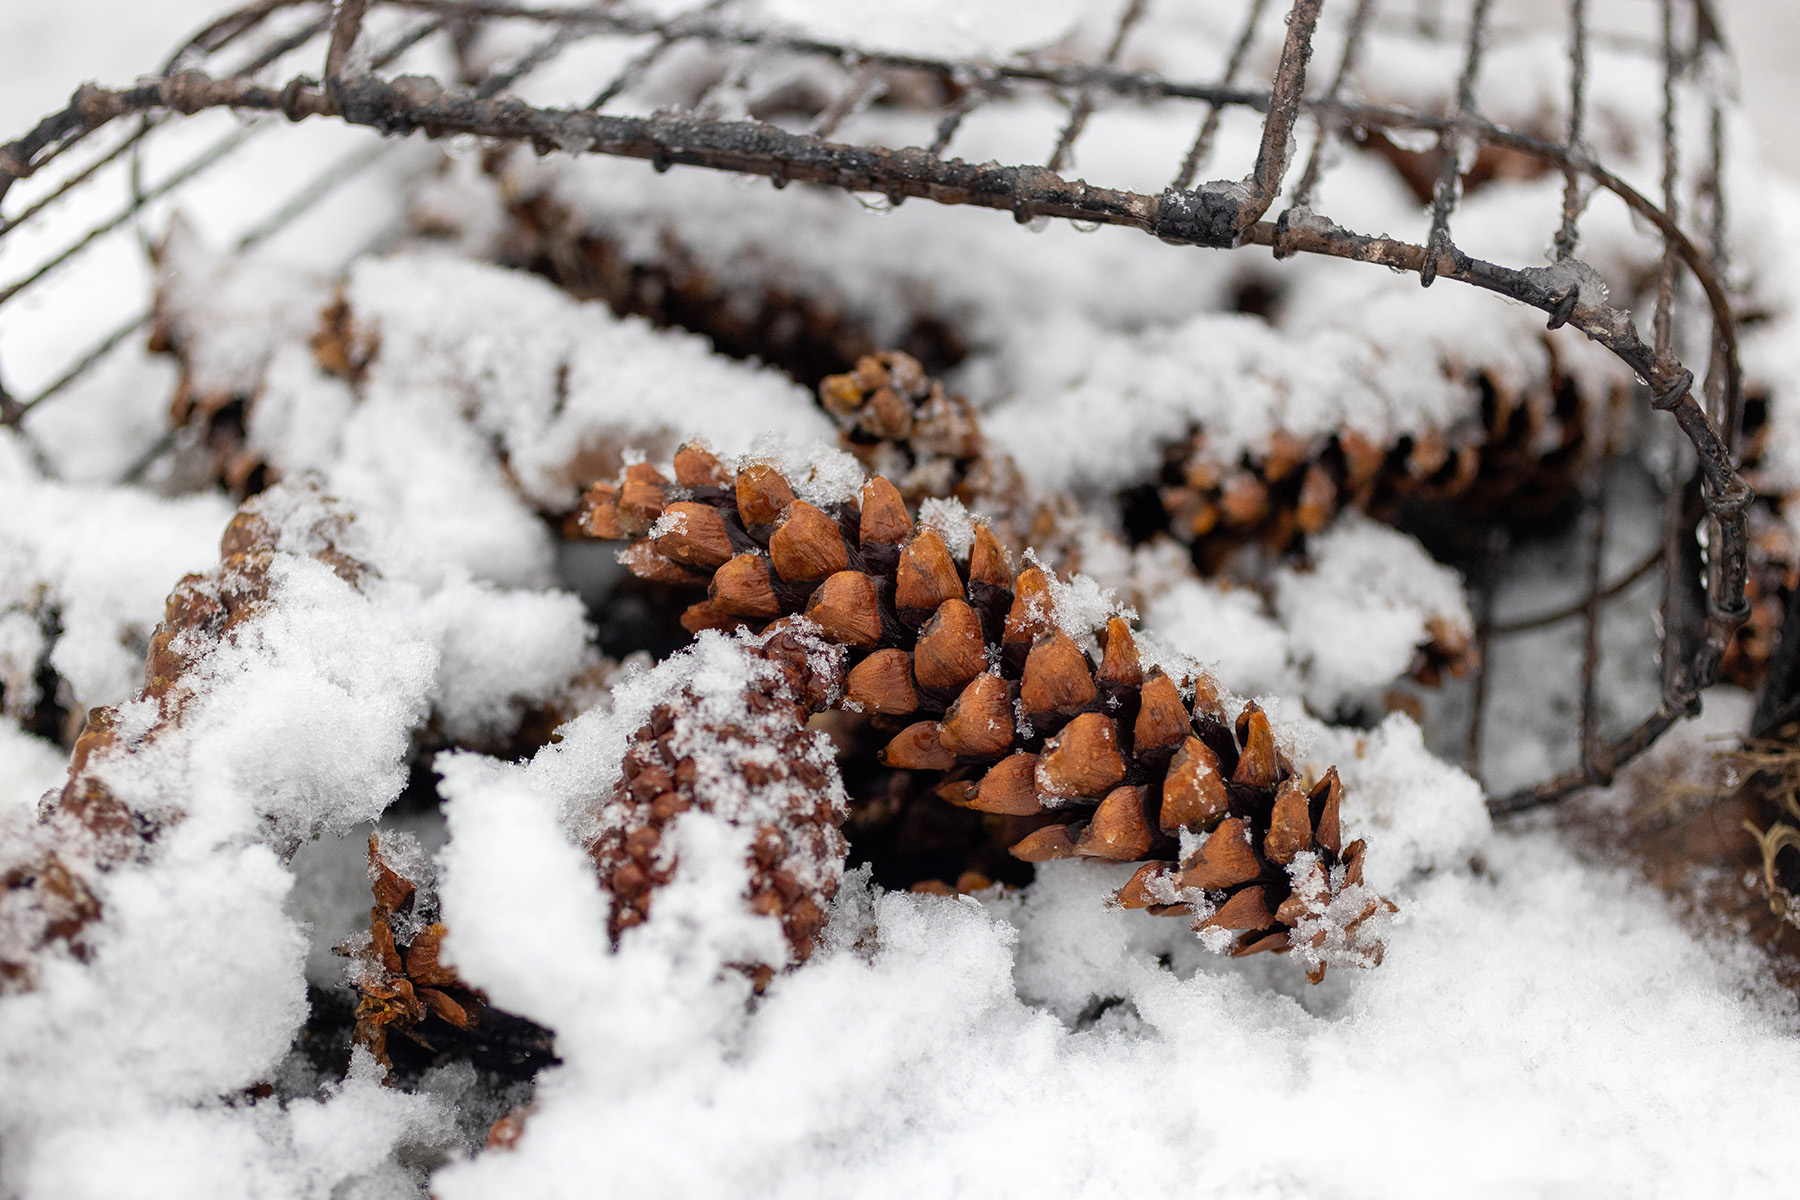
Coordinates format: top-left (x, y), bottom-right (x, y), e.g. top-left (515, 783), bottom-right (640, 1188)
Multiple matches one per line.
top-left (0, 0), bottom-right (1755, 814)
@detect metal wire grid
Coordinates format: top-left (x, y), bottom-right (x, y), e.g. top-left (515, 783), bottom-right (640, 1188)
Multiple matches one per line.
top-left (0, 0), bottom-right (1754, 814)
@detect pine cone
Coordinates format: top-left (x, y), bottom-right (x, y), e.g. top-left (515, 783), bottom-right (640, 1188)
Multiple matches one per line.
top-left (1020, 699), bottom-right (1392, 981)
top-left (1, 486), bottom-right (363, 990)
top-left (1158, 339), bottom-right (1621, 569)
top-left (1717, 489), bottom-right (1800, 692)
top-left (343, 832), bottom-right (489, 1072)
top-left (819, 351), bottom-right (989, 501)
top-left (497, 186), bottom-right (966, 391)
top-left (814, 352), bottom-right (1478, 687)
top-left (590, 621), bottom-right (848, 985)
top-left (576, 453), bottom-right (1394, 980)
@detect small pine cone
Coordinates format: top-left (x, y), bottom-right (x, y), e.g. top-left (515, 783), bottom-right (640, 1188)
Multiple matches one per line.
top-left (821, 351), bottom-right (984, 470)
top-left (815, 352), bottom-right (1048, 544)
top-left (342, 832), bottom-right (490, 1072)
top-left (578, 454), bottom-right (1393, 981)
top-left (819, 353), bottom-right (1113, 585)
top-left (589, 622), bottom-right (850, 979)
top-left (0, 484), bottom-right (364, 991)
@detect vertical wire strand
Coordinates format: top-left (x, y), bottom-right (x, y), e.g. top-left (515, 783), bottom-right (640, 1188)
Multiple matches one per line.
top-left (1465, 526), bottom-right (1508, 784)
top-left (1652, 0), bottom-right (1680, 362)
top-left (810, 60), bottom-right (882, 140)
top-left (927, 69), bottom-right (996, 157)
top-left (1698, 11), bottom-right (1736, 443)
top-left (1290, 0), bottom-right (1376, 211)
top-left (1553, 0), bottom-right (1589, 260)
top-left (585, 0), bottom-right (734, 112)
top-left (1171, 0), bottom-right (1272, 191)
top-left (1579, 461), bottom-right (1612, 781)
top-left (1420, 0), bottom-right (1493, 286)
top-left (1047, 0), bottom-right (1149, 175)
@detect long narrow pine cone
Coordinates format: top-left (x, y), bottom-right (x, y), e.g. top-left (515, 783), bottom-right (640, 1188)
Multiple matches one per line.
top-left (588, 621), bottom-right (849, 987)
top-left (576, 452), bottom-right (1394, 980)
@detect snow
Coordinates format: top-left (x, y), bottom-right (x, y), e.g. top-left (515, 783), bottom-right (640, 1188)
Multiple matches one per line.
top-left (0, 434), bottom-right (237, 717)
top-left (1276, 514), bottom-right (1474, 713)
top-left (1136, 514), bottom-right (1476, 716)
top-left (0, 723), bottom-right (67, 815)
top-left (430, 820), bottom-right (1800, 1200)
top-left (4, 0), bottom-right (1800, 1196)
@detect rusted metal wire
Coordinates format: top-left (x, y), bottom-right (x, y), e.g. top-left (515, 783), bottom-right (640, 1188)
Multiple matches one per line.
top-left (0, 0), bottom-right (1754, 816)
top-left (1419, 0), bottom-right (1491, 288)
top-left (1289, 0), bottom-right (1373, 211)
top-left (1579, 462), bottom-right (1613, 784)
top-left (1171, 0), bottom-right (1273, 193)
top-left (1047, 0), bottom-right (1147, 175)
top-left (1553, 0), bottom-right (1589, 261)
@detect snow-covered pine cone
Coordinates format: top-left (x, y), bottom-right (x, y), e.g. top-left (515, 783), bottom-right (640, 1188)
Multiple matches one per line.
top-left (0, 487), bottom-right (361, 990)
top-left (1158, 337), bottom-right (1621, 569)
top-left (814, 351), bottom-right (1478, 683)
top-left (576, 454), bottom-right (1394, 980)
top-left (342, 829), bottom-right (559, 1075)
top-left (589, 621), bottom-right (849, 984)
top-left (496, 188), bottom-right (966, 392)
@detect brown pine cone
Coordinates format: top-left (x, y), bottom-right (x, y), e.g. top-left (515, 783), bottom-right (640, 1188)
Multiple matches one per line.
top-left (1, 485), bottom-right (363, 991)
top-left (1158, 339), bottom-right (1623, 570)
top-left (1718, 503), bottom-right (1800, 692)
top-left (589, 621), bottom-right (849, 984)
top-left (814, 353), bottom-right (1101, 581)
top-left (1020, 699), bottom-right (1392, 982)
top-left (820, 352), bottom-right (988, 501)
top-left (576, 453), bottom-right (1394, 980)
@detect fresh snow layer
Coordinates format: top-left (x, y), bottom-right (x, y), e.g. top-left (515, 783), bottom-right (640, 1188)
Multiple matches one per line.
top-left (3, 1), bottom-right (1800, 1196)
top-left (0, 435), bottom-right (236, 717)
top-left (430, 766), bottom-right (1797, 1200)
top-left (0, 479), bottom-right (599, 1196)
top-left (419, 649), bottom-right (1784, 1200)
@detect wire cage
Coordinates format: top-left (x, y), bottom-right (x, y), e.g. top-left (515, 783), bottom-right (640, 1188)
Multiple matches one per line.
top-left (0, 0), bottom-right (1757, 814)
